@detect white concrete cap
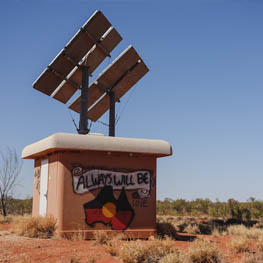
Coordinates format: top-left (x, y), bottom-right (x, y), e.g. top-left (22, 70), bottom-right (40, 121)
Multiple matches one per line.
top-left (21, 133), bottom-right (172, 159)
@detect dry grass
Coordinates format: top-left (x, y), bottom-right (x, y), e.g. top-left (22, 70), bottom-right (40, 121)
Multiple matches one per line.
top-left (256, 240), bottom-right (263, 252)
top-left (184, 224), bottom-right (200, 234)
top-left (117, 238), bottom-right (178, 263)
top-left (70, 253), bottom-right (81, 263)
top-left (102, 230), bottom-right (226, 263)
top-left (211, 228), bottom-right (223, 237)
top-left (0, 215), bottom-right (13, 224)
top-left (159, 253), bottom-right (183, 263)
top-left (253, 222), bottom-right (263, 229)
top-left (231, 237), bottom-right (251, 253)
top-left (93, 230), bottom-right (111, 245)
top-left (104, 233), bottom-right (125, 256)
top-left (71, 230), bottom-right (86, 241)
top-left (184, 238), bottom-right (225, 263)
top-left (242, 252), bottom-right (263, 263)
top-left (70, 252), bottom-right (98, 263)
top-left (86, 255), bottom-right (97, 263)
top-left (11, 215), bottom-right (56, 238)
top-left (226, 225), bottom-right (263, 240)
top-left (104, 241), bottom-right (119, 257)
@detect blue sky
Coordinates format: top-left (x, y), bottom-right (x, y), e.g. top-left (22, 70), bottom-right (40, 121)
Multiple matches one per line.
top-left (1, 0), bottom-right (263, 201)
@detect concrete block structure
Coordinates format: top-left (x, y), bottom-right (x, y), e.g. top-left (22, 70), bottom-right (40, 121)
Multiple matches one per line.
top-left (22, 133), bottom-right (172, 238)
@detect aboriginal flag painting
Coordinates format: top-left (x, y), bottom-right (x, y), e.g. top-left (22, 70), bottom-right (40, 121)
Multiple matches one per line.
top-left (83, 186), bottom-right (135, 230)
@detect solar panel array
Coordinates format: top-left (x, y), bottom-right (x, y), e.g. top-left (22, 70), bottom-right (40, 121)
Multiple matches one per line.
top-left (33, 10), bottom-right (149, 129)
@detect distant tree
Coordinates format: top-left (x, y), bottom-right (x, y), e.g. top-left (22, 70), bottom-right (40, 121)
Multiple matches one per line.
top-left (227, 198), bottom-right (242, 219)
top-left (164, 198), bottom-right (174, 202)
top-left (0, 147), bottom-right (22, 217)
top-left (248, 197), bottom-right (256, 202)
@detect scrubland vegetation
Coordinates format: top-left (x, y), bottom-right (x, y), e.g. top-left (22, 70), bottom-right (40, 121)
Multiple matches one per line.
top-left (95, 235), bottom-right (226, 263)
top-left (157, 197), bottom-right (263, 220)
top-left (2, 197), bottom-right (263, 262)
top-left (0, 197), bottom-right (32, 217)
top-left (91, 222), bottom-right (263, 263)
top-left (3, 196), bottom-right (263, 219)
top-left (11, 215), bottom-right (56, 238)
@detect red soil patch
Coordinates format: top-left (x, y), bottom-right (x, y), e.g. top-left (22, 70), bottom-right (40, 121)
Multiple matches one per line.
top-left (0, 225), bottom-right (256, 263)
top-left (0, 223), bottom-right (11, 231)
top-left (0, 234), bottom-right (116, 263)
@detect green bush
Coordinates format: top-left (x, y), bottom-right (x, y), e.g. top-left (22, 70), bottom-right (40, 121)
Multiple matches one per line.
top-left (0, 197), bottom-right (32, 216)
top-left (157, 197), bottom-right (263, 220)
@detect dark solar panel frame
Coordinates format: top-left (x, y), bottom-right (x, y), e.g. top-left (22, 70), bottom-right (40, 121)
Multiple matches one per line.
top-left (32, 10), bottom-right (149, 133)
top-left (33, 10), bottom-right (113, 97)
top-left (68, 45), bottom-right (149, 121)
top-left (51, 26), bottom-right (122, 104)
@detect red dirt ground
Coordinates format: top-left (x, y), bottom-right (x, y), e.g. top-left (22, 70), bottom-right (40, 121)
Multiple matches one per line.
top-left (0, 224), bottom-right (255, 263)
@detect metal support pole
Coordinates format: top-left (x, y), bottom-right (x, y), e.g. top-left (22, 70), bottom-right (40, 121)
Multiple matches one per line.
top-left (78, 66), bottom-right (89, 134)
top-left (109, 90), bottom-right (115, 137)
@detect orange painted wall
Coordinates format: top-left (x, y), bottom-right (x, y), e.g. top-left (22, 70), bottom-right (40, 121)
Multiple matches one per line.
top-left (32, 150), bottom-right (157, 237)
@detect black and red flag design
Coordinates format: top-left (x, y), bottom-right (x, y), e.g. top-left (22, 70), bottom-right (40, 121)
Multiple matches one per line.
top-left (83, 185), bottom-right (135, 231)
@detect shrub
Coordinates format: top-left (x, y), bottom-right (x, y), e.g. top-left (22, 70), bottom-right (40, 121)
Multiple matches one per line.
top-left (242, 252), bottom-right (263, 263)
top-left (104, 233), bottom-right (124, 256)
top-left (157, 221), bottom-right (177, 239)
top-left (118, 238), bottom-right (178, 263)
top-left (211, 228), bottom-right (225, 237)
top-left (227, 225), bottom-right (248, 236)
top-left (70, 253), bottom-right (81, 263)
top-left (86, 255), bottom-right (97, 263)
top-left (93, 230), bottom-right (110, 245)
top-left (185, 238), bottom-right (225, 263)
top-left (231, 237), bottom-right (251, 253)
top-left (0, 197), bottom-right (32, 216)
top-left (104, 241), bottom-right (119, 257)
top-left (157, 197), bottom-right (263, 220)
top-left (12, 215), bottom-right (56, 238)
top-left (159, 253), bottom-right (183, 263)
top-left (227, 225), bottom-right (263, 240)
top-left (157, 215), bottom-right (197, 233)
top-left (0, 215), bottom-right (13, 224)
top-left (256, 240), bottom-right (263, 252)
top-left (157, 215), bottom-right (213, 235)
top-left (184, 224), bottom-right (200, 234)
top-left (198, 223), bottom-right (213, 235)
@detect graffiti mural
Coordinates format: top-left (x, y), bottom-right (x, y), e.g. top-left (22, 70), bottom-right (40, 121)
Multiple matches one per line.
top-left (83, 185), bottom-right (135, 230)
top-left (72, 167), bottom-right (153, 230)
top-left (72, 167), bottom-right (152, 198)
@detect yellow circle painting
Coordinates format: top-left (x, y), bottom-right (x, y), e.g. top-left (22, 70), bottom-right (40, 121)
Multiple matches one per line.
top-left (102, 202), bottom-right (117, 218)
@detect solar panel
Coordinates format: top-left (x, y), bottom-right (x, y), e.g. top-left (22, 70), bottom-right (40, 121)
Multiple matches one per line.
top-left (52, 27), bottom-right (122, 103)
top-left (69, 46), bottom-right (149, 121)
top-left (33, 10), bottom-right (114, 97)
top-left (32, 10), bottom-right (149, 136)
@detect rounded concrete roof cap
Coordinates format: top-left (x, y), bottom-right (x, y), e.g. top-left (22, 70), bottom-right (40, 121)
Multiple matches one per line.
top-left (88, 133), bottom-right (104, 136)
top-left (21, 133), bottom-right (172, 159)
